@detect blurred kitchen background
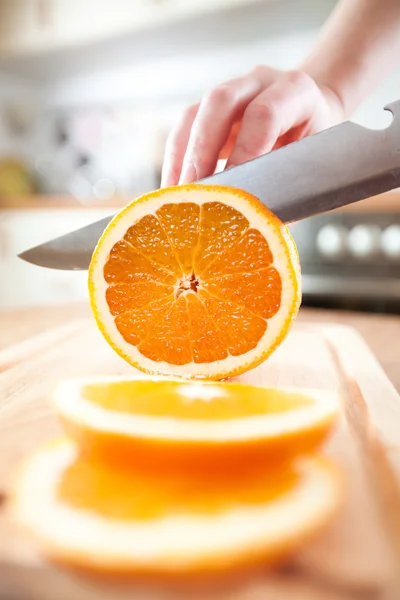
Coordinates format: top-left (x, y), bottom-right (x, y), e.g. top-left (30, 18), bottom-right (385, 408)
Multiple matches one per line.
top-left (0, 0), bottom-right (399, 311)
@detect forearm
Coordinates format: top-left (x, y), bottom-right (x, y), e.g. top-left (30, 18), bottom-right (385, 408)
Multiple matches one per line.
top-left (301, 0), bottom-right (400, 117)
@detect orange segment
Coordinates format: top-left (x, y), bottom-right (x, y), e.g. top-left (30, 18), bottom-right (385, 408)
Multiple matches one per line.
top-left (201, 228), bottom-right (273, 278)
top-left (185, 293), bottom-right (228, 363)
top-left (105, 282), bottom-right (173, 316)
top-left (194, 201), bottom-right (249, 274)
top-left (156, 202), bottom-right (200, 274)
top-left (124, 214), bottom-right (182, 276)
top-left (89, 184), bottom-right (301, 379)
top-left (138, 296), bottom-right (192, 365)
top-left (13, 439), bottom-right (342, 575)
top-left (202, 267), bottom-right (282, 320)
top-left (198, 290), bottom-right (267, 356)
top-left (104, 240), bottom-right (176, 285)
top-left (133, 294), bottom-right (234, 366)
top-left (114, 296), bottom-right (174, 346)
top-left (53, 378), bottom-right (339, 470)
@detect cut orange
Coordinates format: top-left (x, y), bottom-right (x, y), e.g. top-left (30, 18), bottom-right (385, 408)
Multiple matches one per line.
top-left (13, 439), bottom-right (341, 575)
top-left (88, 184), bottom-right (301, 380)
top-left (53, 378), bottom-right (339, 469)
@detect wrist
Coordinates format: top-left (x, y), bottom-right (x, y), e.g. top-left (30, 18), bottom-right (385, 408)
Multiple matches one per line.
top-left (318, 82), bottom-right (348, 122)
top-left (299, 58), bottom-right (350, 122)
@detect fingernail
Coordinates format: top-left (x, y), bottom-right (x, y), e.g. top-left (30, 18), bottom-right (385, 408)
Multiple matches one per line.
top-left (160, 177), bottom-right (168, 188)
top-left (161, 168), bottom-right (178, 188)
top-left (179, 163), bottom-right (197, 185)
top-left (160, 168), bottom-right (168, 188)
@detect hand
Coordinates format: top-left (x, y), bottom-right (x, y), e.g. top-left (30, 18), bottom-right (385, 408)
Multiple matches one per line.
top-left (161, 66), bottom-right (345, 187)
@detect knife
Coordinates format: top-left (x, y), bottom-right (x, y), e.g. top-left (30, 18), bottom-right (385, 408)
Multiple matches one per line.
top-left (19, 99), bottom-right (400, 270)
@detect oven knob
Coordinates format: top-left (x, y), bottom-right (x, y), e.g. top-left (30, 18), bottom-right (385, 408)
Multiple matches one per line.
top-left (347, 224), bottom-right (380, 258)
top-left (316, 224), bottom-right (347, 258)
top-left (381, 224), bottom-right (400, 259)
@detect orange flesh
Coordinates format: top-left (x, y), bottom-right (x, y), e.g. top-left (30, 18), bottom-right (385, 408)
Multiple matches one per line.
top-left (57, 454), bottom-right (298, 521)
top-left (83, 381), bottom-right (313, 420)
top-left (103, 202), bottom-right (282, 365)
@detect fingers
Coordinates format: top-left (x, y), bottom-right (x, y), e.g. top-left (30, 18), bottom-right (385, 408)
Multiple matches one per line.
top-left (176, 67), bottom-right (279, 184)
top-left (178, 75), bottom-right (266, 184)
top-left (227, 70), bottom-right (320, 167)
top-left (161, 67), bottom-right (319, 186)
top-left (161, 103), bottom-right (199, 187)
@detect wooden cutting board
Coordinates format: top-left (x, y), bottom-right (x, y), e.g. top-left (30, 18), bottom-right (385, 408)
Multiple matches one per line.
top-left (0, 318), bottom-right (400, 600)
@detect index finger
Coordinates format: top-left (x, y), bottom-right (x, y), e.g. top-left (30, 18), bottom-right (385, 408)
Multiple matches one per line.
top-left (179, 75), bottom-right (267, 184)
top-left (161, 104), bottom-right (199, 187)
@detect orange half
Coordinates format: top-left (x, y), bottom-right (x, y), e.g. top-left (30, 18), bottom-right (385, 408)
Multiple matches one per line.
top-left (53, 378), bottom-right (339, 470)
top-left (88, 184), bottom-right (301, 380)
top-left (13, 440), bottom-right (341, 575)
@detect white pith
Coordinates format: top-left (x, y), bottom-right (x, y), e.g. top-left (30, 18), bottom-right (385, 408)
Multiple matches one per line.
top-left (89, 186), bottom-right (300, 377)
top-left (53, 378), bottom-right (339, 442)
top-left (14, 442), bottom-right (340, 570)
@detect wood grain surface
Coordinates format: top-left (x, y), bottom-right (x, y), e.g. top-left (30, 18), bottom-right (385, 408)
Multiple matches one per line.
top-left (0, 311), bottom-right (400, 600)
top-left (1, 303), bottom-right (399, 390)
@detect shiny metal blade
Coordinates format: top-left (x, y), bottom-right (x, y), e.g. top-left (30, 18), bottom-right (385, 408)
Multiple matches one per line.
top-left (19, 100), bottom-right (400, 270)
top-left (18, 216), bottom-right (113, 270)
top-left (202, 101), bottom-right (400, 221)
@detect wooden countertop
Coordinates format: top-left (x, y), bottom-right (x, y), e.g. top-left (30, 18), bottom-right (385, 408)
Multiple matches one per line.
top-left (0, 303), bottom-right (399, 391)
top-left (1, 303), bottom-right (400, 598)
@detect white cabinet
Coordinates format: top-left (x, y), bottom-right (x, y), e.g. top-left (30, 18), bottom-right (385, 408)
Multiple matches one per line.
top-left (0, 0), bottom-right (258, 58)
top-left (0, 1), bottom-right (41, 57)
top-left (0, 208), bottom-right (113, 308)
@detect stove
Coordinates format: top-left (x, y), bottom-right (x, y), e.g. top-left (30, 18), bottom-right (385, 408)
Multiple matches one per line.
top-left (289, 209), bottom-right (400, 309)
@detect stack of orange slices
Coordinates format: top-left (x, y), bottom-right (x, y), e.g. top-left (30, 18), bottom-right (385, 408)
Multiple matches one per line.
top-left (13, 378), bottom-right (341, 575)
top-left (12, 185), bottom-right (342, 577)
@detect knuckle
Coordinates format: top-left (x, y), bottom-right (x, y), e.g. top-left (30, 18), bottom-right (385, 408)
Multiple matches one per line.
top-left (187, 151), bottom-right (209, 176)
top-left (284, 69), bottom-right (313, 89)
top-left (186, 136), bottom-right (209, 167)
top-left (195, 153), bottom-right (211, 171)
top-left (250, 65), bottom-right (279, 86)
top-left (245, 100), bottom-right (277, 123)
top-left (233, 139), bottom-right (255, 158)
top-left (205, 85), bottom-right (231, 106)
top-left (192, 136), bottom-right (208, 154)
top-left (250, 65), bottom-right (268, 79)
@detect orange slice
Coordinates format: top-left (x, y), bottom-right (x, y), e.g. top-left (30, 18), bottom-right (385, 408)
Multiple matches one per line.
top-left (13, 440), bottom-right (341, 575)
top-left (53, 378), bottom-right (339, 469)
top-left (88, 184), bottom-right (301, 380)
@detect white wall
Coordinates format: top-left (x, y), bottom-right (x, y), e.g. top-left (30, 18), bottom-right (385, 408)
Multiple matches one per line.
top-left (43, 31), bottom-right (317, 107)
top-left (40, 31), bottom-right (400, 131)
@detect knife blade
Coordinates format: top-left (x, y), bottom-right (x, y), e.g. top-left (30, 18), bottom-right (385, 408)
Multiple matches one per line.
top-left (19, 100), bottom-right (400, 270)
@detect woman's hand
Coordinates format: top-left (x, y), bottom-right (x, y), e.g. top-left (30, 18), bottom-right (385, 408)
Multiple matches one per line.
top-left (161, 65), bottom-right (345, 187)
top-left (161, 0), bottom-right (400, 188)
